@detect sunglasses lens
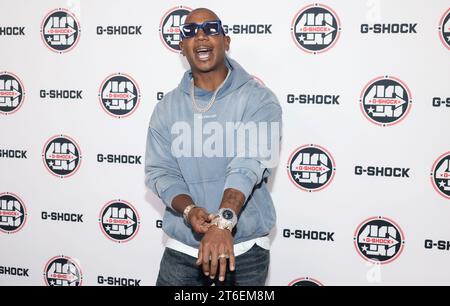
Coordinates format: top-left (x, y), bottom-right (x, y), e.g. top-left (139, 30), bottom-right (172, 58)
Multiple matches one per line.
top-left (203, 22), bottom-right (221, 35)
top-left (181, 23), bottom-right (197, 38)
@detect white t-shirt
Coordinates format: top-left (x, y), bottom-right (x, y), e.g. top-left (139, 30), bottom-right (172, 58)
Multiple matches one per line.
top-left (166, 236), bottom-right (270, 258)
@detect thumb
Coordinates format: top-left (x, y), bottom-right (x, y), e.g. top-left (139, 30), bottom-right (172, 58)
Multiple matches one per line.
top-left (196, 208), bottom-right (209, 221)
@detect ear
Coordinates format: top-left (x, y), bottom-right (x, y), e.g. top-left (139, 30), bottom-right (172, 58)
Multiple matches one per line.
top-left (224, 35), bottom-right (231, 52)
top-left (179, 40), bottom-right (185, 56)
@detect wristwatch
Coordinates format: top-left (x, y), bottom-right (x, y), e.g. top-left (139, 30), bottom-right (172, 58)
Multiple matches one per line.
top-left (211, 208), bottom-right (238, 231)
top-left (183, 204), bottom-right (196, 223)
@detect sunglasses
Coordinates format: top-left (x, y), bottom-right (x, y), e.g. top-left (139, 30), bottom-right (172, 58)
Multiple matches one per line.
top-left (180, 20), bottom-right (224, 39)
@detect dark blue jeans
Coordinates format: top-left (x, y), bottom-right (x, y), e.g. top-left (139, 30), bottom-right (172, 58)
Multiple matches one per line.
top-left (156, 243), bottom-right (270, 286)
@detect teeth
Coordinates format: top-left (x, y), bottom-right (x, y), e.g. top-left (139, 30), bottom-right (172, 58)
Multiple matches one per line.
top-left (196, 47), bottom-right (211, 53)
top-left (195, 47), bottom-right (212, 61)
top-left (198, 52), bottom-right (210, 60)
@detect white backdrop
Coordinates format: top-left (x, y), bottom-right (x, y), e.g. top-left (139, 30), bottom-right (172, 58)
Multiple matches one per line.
top-left (1, 0), bottom-right (450, 286)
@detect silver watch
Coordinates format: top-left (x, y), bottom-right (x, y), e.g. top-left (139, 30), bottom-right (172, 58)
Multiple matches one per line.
top-left (212, 208), bottom-right (238, 231)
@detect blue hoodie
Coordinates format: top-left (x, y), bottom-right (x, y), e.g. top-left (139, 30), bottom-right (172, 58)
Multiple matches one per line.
top-left (145, 57), bottom-right (282, 248)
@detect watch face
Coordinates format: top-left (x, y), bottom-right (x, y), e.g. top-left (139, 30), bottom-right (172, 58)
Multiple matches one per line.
top-left (222, 210), bottom-right (234, 220)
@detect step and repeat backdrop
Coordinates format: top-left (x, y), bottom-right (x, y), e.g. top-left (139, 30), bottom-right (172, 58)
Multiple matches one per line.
top-left (1, 0), bottom-right (450, 286)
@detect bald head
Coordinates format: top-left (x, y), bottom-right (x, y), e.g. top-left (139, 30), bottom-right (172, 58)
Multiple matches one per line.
top-left (185, 8), bottom-right (221, 24)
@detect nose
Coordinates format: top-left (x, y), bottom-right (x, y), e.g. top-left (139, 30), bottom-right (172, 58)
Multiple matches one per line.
top-left (195, 28), bottom-right (208, 40)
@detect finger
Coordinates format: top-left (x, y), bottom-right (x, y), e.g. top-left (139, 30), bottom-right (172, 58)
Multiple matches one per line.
top-left (196, 243), bottom-right (203, 266)
top-left (196, 208), bottom-right (209, 220)
top-left (198, 220), bottom-right (211, 234)
top-left (191, 214), bottom-right (211, 234)
top-left (209, 249), bottom-right (219, 280)
top-left (192, 221), bottom-right (208, 234)
top-left (202, 245), bottom-right (210, 276)
top-left (189, 208), bottom-right (206, 224)
top-left (229, 247), bottom-right (236, 272)
top-left (219, 248), bottom-right (227, 282)
top-left (191, 222), bottom-right (200, 233)
top-left (198, 226), bottom-right (209, 234)
top-left (207, 213), bottom-right (215, 221)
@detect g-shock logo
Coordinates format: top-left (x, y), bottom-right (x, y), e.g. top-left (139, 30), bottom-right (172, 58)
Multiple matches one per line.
top-left (96, 154), bottom-right (142, 165)
top-left (430, 151), bottom-right (450, 200)
top-left (289, 277), bottom-right (324, 286)
top-left (0, 192), bottom-right (27, 234)
top-left (439, 8), bottom-right (450, 50)
top-left (0, 149), bottom-right (27, 159)
top-left (287, 144), bottom-right (336, 192)
top-left (99, 200), bottom-right (141, 243)
top-left (0, 72), bottom-right (25, 115)
top-left (432, 97), bottom-right (450, 108)
top-left (42, 135), bottom-right (82, 178)
top-left (287, 94), bottom-right (340, 105)
top-left (361, 23), bottom-right (417, 34)
top-left (355, 166), bottom-right (410, 178)
top-left (360, 76), bottom-right (412, 127)
top-left (425, 239), bottom-right (450, 251)
top-left (223, 24), bottom-right (272, 35)
top-left (39, 89), bottom-right (83, 100)
top-left (157, 92), bottom-right (164, 101)
top-left (97, 276), bottom-right (141, 286)
top-left (99, 73), bottom-right (141, 118)
top-left (44, 256), bottom-right (82, 286)
top-left (283, 228), bottom-right (335, 242)
top-left (159, 6), bottom-right (192, 53)
top-left (96, 25), bottom-right (142, 36)
top-left (291, 3), bottom-right (341, 54)
top-left (354, 217), bottom-right (405, 265)
top-left (41, 8), bottom-right (81, 53)
top-left (41, 211), bottom-right (83, 223)
top-left (0, 27), bottom-right (25, 36)
top-left (0, 266), bottom-right (29, 277)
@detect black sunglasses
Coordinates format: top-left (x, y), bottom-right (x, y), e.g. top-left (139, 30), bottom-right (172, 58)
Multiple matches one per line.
top-left (180, 20), bottom-right (224, 39)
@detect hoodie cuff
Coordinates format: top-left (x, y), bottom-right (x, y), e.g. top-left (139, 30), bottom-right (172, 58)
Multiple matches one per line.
top-left (160, 183), bottom-right (192, 211)
top-left (223, 171), bottom-right (257, 201)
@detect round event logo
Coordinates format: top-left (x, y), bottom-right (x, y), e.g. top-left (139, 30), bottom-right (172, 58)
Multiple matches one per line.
top-left (360, 76), bottom-right (412, 127)
top-left (289, 277), bottom-right (324, 286)
top-left (439, 8), bottom-right (450, 50)
top-left (99, 73), bottom-right (141, 118)
top-left (430, 151), bottom-right (450, 200)
top-left (291, 3), bottom-right (341, 54)
top-left (287, 144), bottom-right (336, 192)
top-left (159, 6), bottom-right (192, 53)
top-left (0, 72), bottom-right (25, 115)
top-left (99, 200), bottom-right (141, 243)
top-left (42, 135), bottom-right (82, 178)
top-left (354, 217), bottom-right (405, 265)
top-left (0, 192), bottom-right (27, 234)
top-left (41, 8), bottom-right (81, 53)
top-left (44, 256), bottom-right (83, 286)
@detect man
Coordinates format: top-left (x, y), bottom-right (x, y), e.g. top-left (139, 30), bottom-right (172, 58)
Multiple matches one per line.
top-left (145, 8), bottom-right (282, 286)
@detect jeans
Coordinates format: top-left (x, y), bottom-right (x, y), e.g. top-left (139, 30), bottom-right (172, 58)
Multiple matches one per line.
top-left (156, 243), bottom-right (270, 286)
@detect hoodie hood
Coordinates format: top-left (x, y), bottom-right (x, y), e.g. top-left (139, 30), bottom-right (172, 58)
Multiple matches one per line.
top-left (178, 56), bottom-right (253, 100)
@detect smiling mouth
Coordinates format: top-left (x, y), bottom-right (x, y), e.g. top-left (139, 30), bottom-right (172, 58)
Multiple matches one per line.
top-left (195, 47), bottom-right (213, 61)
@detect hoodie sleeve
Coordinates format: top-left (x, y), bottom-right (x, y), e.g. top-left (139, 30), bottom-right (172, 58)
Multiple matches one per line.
top-left (223, 88), bottom-right (283, 202)
top-left (144, 102), bottom-right (192, 210)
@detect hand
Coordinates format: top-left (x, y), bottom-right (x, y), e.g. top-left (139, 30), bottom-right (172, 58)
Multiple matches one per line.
top-left (196, 225), bottom-right (235, 282)
top-left (188, 207), bottom-right (215, 234)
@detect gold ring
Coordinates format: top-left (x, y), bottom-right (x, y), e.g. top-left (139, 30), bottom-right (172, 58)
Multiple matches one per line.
top-left (218, 253), bottom-right (229, 259)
